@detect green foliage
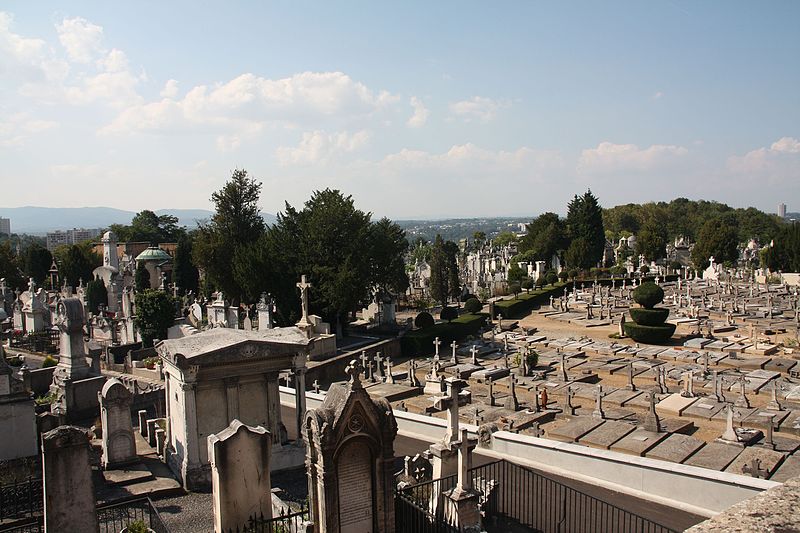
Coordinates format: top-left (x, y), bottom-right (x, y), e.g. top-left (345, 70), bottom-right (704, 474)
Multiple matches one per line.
top-left (632, 282), bottom-right (664, 309)
top-left (134, 290), bottom-right (176, 348)
top-left (409, 238), bottom-right (432, 264)
top-left (464, 298), bottom-right (482, 314)
top-left (0, 241), bottom-right (24, 290)
top-left (545, 271), bottom-right (558, 286)
top-left (623, 322), bottom-right (676, 344)
top-left (639, 265), bottom-right (650, 274)
top-left (193, 169), bottom-right (266, 303)
top-left (566, 190), bottom-right (605, 268)
top-left (628, 307), bottom-right (670, 326)
top-left (494, 231), bottom-right (518, 247)
top-left (492, 283), bottom-right (567, 318)
top-left (568, 269), bottom-right (578, 280)
top-left (521, 279), bottom-right (533, 291)
top-left (508, 282), bottom-right (521, 297)
top-left (401, 313), bottom-right (488, 357)
top-left (41, 355), bottom-right (58, 368)
top-left (518, 212), bottom-right (567, 263)
top-left (110, 210), bottom-right (182, 244)
top-left (440, 306), bottom-right (458, 322)
top-left (429, 235), bottom-right (459, 305)
top-left (507, 262), bottom-right (526, 284)
top-left (135, 263), bottom-right (150, 292)
top-left (22, 244), bottom-right (53, 286)
top-left (124, 520), bottom-right (150, 533)
top-left (691, 215), bottom-right (740, 269)
top-left (558, 271), bottom-right (568, 281)
top-left (85, 278), bottom-right (108, 314)
top-left (763, 222), bottom-right (800, 272)
top-left (368, 217), bottom-right (410, 295)
top-left (54, 243), bottom-right (101, 288)
top-left (35, 391), bottom-right (57, 405)
top-left (635, 219), bottom-right (667, 262)
top-left (414, 311), bottom-right (435, 329)
top-left (173, 232), bottom-right (199, 296)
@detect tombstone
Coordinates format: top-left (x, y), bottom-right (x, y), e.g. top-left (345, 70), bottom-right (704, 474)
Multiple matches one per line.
top-left (98, 379), bottom-right (136, 469)
top-left (374, 352), bottom-right (385, 381)
top-left (487, 377), bottom-right (495, 407)
top-left (42, 426), bottom-right (99, 533)
top-left (444, 428), bottom-right (481, 532)
top-left (406, 359), bottom-right (421, 388)
top-left (642, 391), bottom-right (662, 433)
top-left (626, 363), bottom-right (636, 391)
top-left (592, 385), bottom-right (605, 420)
top-left (208, 420), bottom-right (273, 532)
top-left (433, 337), bottom-right (442, 361)
top-left (450, 341), bottom-right (458, 365)
top-left (721, 405), bottom-right (738, 442)
top-left (256, 292), bottom-right (274, 331)
top-left (710, 371), bottom-right (724, 403)
top-left (562, 386), bottom-right (576, 416)
top-left (303, 359), bottom-right (397, 533)
top-left (734, 375), bottom-right (751, 408)
top-left (766, 380), bottom-right (782, 411)
top-left (559, 350), bottom-right (568, 382)
top-left (50, 298), bottom-right (94, 416)
top-left (504, 375), bottom-right (519, 411)
top-left (424, 361), bottom-right (445, 396)
top-left (681, 371), bottom-right (696, 398)
top-left (384, 356), bottom-right (395, 385)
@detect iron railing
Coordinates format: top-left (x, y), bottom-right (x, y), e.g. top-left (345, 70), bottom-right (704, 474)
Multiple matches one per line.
top-left (0, 477), bottom-right (42, 521)
top-left (96, 496), bottom-right (169, 533)
top-left (396, 460), bottom-right (678, 533)
top-left (8, 331), bottom-right (58, 354)
top-left (228, 505), bottom-right (310, 532)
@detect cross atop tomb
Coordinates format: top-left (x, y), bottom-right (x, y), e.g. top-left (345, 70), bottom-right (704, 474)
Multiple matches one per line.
top-left (433, 337), bottom-right (442, 360)
top-left (470, 345), bottom-right (479, 365)
top-left (454, 428), bottom-right (477, 495)
top-left (296, 275), bottom-right (312, 323)
top-left (345, 358), bottom-right (364, 389)
top-left (434, 377), bottom-right (467, 446)
top-left (450, 341), bottom-right (458, 364)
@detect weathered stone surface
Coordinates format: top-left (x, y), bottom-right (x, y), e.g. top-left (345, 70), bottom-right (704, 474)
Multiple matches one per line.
top-left (645, 433), bottom-right (705, 463)
top-left (609, 428), bottom-right (668, 457)
top-left (770, 455), bottom-right (800, 482)
top-left (656, 393), bottom-right (699, 416)
top-left (547, 417), bottom-right (604, 443)
top-left (578, 421), bottom-right (636, 450)
top-left (683, 442), bottom-right (742, 471)
top-left (724, 447), bottom-right (786, 477)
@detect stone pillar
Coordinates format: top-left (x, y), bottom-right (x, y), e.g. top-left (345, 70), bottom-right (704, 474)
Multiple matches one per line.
top-left (98, 379), bottom-right (137, 469)
top-left (265, 373), bottom-right (282, 445)
top-left (225, 377), bottom-right (240, 424)
top-left (42, 426), bottom-right (98, 533)
top-left (180, 382), bottom-right (202, 486)
top-left (294, 367), bottom-right (307, 441)
top-left (208, 420), bottom-right (272, 533)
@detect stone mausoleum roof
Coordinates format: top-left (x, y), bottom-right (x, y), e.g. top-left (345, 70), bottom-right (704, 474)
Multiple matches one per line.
top-left (135, 246), bottom-right (173, 262)
top-left (158, 327), bottom-right (311, 361)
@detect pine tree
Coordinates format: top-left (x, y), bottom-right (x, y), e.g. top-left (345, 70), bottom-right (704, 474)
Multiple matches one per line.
top-left (566, 190), bottom-right (605, 269)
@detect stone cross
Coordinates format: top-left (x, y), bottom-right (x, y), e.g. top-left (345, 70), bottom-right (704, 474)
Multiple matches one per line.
top-left (504, 374), bottom-right (519, 411)
top-left (374, 352), bottom-right (384, 380)
top-left (312, 380), bottom-right (320, 393)
top-left (681, 371), bottom-right (695, 398)
top-left (627, 363), bottom-right (636, 391)
top-left (562, 386), bottom-right (575, 416)
top-left (487, 377), bottom-right (495, 407)
top-left (734, 374), bottom-right (751, 408)
top-left (721, 405), bottom-right (738, 441)
top-left (451, 341), bottom-right (458, 365)
top-left (702, 351), bottom-right (710, 376)
top-left (767, 379), bottom-right (782, 411)
top-left (710, 371), bottom-right (724, 402)
top-left (742, 458), bottom-right (768, 479)
top-left (454, 428), bottom-right (477, 494)
top-left (559, 350), bottom-right (568, 381)
top-left (296, 274), bottom-right (312, 323)
top-left (360, 350), bottom-right (369, 375)
top-left (407, 359), bottom-right (420, 387)
top-left (470, 345), bottom-right (479, 366)
top-left (433, 337), bottom-right (442, 360)
top-left (434, 377), bottom-right (467, 446)
top-left (531, 422), bottom-right (544, 438)
top-left (345, 358), bottom-right (364, 389)
top-left (643, 391), bottom-right (662, 432)
top-left (763, 414), bottom-right (776, 450)
top-left (385, 356), bottom-right (395, 384)
top-left (592, 385), bottom-right (605, 420)
top-left (531, 384), bottom-right (540, 413)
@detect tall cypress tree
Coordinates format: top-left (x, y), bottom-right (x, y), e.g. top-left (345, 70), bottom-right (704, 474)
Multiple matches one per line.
top-left (566, 190), bottom-right (605, 269)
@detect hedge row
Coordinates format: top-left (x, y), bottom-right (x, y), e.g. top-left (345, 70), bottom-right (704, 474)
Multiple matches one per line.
top-left (401, 313), bottom-right (489, 357)
top-left (623, 322), bottom-right (676, 344)
top-left (492, 283), bottom-right (567, 319)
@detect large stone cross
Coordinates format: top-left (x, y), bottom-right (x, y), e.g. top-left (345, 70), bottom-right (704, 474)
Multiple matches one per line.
top-left (296, 275), bottom-right (312, 323)
top-left (450, 341), bottom-right (458, 364)
top-left (345, 358), bottom-right (364, 389)
top-left (454, 428), bottom-right (477, 494)
top-left (470, 345), bottom-right (479, 365)
top-left (434, 377), bottom-right (467, 446)
top-left (433, 337), bottom-right (442, 360)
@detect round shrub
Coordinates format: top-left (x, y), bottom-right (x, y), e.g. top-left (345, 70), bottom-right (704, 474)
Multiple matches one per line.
top-left (545, 271), bottom-right (558, 286)
top-left (623, 322), bottom-right (676, 344)
top-left (558, 271), bottom-right (568, 281)
top-left (628, 307), bottom-right (670, 326)
top-left (521, 279), bottom-right (533, 291)
top-left (632, 282), bottom-right (664, 309)
top-left (464, 298), bottom-right (482, 314)
top-left (568, 269), bottom-right (579, 280)
top-left (508, 282), bottom-right (521, 297)
top-left (639, 265), bottom-right (650, 274)
top-left (440, 306), bottom-right (459, 322)
top-left (414, 312), bottom-right (435, 329)
top-left (42, 355), bottom-right (58, 368)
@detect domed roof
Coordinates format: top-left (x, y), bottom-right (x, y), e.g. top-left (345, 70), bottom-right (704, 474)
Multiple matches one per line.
top-left (135, 246), bottom-right (172, 262)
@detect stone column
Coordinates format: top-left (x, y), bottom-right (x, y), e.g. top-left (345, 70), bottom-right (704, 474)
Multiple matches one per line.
top-left (208, 420), bottom-right (272, 533)
top-left (42, 426), bottom-right (98, 533)
top-left (294, 367), bottom-right (307, 441)
top-left (180, 382), bottom-right (202, 487)
top-left (225, 377), bottom-right (240, 424)
top-left (264, 373), bottom-right (282, 445)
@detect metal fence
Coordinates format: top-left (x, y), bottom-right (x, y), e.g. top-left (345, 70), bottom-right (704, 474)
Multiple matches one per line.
top-left (0, 477), bottom-right (42, 521)
top-left (396, 460), bottom-right (678, 533)
top-left (228, 505), bottom-right (310, 532)
top-left (8, 331), bottom-right (59, 354)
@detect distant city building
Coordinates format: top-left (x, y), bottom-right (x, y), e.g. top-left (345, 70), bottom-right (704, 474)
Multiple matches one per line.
top-left (46, 228), bottom-right (103, 251)
top-left (0, 217), bottom-right (10, 236)
top-left (778, 203), bottom-right (787, 219)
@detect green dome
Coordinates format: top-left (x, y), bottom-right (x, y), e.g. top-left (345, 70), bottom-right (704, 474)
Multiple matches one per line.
top-left (135, 246), bottom-right (172, 262)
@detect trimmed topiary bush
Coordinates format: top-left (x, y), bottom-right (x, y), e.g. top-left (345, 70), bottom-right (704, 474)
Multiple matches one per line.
top-left (440, 306), bottom-right (459, 322)
top-left (628, 307), bottom-right (670, 326)
top-left (42, 355), bottom-right (58, 368)
top-left (464, 298), bottom-right (482, 314)
top-left (414, 312), bottom-right (435, 329)
top-left (632, 282), bottom-right (664, 309)
top-left (623, 322), bottom-right (676, 344)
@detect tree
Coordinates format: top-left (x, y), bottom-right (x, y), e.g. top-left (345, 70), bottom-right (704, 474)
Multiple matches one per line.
top-left (464, 298), bottom-right (482, 313)
top-left (135, 263), bottom-right (150, 292)
top-left (429, 235), bottom-right (459, 306)
top-left (507, 263), bottom-right (526, 284)
top-left (518, 212), bottom-right (567, 263)
top-left (368, 218), bottom-right (410, 296)
top-left (193, 169), bottom-right (266, 302)
top-left (55, 243), bottom-right (101, 288)
top-left (566, 190), bottom-right (605, 268)
top-left (494, 231), bottom-right (518, 247)
top-left (173, 232), bottom-right (199, 296)
top-left (545, 271), bottom-right (558, 286)
top-left (763, 222), bottom-right (800, 272)
top-left (85, 278), bottom-right (108, 314)
top-left (508, 282), bottom-right (521, 298)
top-left (22, 244), bottom-right (53, 286)
top-left (134, 290), bottom-right (176, 347)
top-left (521, 279), bottom-right (533, 292)
top-left (691, 215), bottom-right (739, 269)
top-left (564, 238), bottom-right (591, 270)
top-left (635, 219), bottom-right (667, 262)
top-left (0, 242), bottom-right (24, 290)
top-left (110, 210), bottom-right (182, 244)
top-left (440, 306), bottom-right (458, 322)
top-left (472, 231), bottom-right (486, 249)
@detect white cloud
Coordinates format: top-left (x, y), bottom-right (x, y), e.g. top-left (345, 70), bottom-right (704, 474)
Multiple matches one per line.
top-left (0, 112), bottom-right (57, 147)
top-left (406, 96), bottom-right (429, 127)
top-left (653, 91), bottom-right (664, 100)
top-left (160, 79), bottom-right (179, 98)
top-left (276, 130), bottom-right (370, 165)
top-left (770, 136), bottom-right (800, 154)
top-left (56, 17), bottom-right (104, 64)
top-left (578, 141), bottom-right (688, 173)
top-left (448, 96), bottom-right (509, 123)
top-left (0, 12), bottom-right (69, 85)
top-left (727, 137), bottom-right (800, 182)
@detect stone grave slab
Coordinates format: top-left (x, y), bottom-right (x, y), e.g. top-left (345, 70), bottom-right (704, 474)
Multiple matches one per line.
top-left (364, 382), bottom-right (422, 402)
top-left (595, 362), bottom-right (628, 374)
top-left (575, 406), bottom-right (636, 422)
top-left (446, 363), bottom-right (483, 378)
top-left (722, 356), bottom-right (771, 370)
top-left (101, 462), bottom-right (153, 485)
top-left (764, 358), bottom-right (797, 374)
top-left (724, 343), bottom-right (752, 353)
top-left (683, 442), bottom-right (742, 470)
top-left (609, 429), bottom-right (668, 456)
top-left (770, 455), bottom-right (800, 482)
top-left (711, 406), bottom-right (759, 425)
top-left (706, 352), bottom-right (730, 365)
top-left (500, 410), bottom-right (555, 432)
top-left (659, 418), bottom-right (695, 435)
top-left (742, 409), bottom-right (791, 429)
top-left (656, 394), bottom-right (700, 416)
top-left (684, 338), bottom-right (713, 349)
top-left (603, 389), bottom-right (642, 406)
top-left (778, 411), bottom-right (800, 436)
top-left (745, 344), bottom-right (778, 356)
top-left (583, 319), bottom-right (612, 328)
top-left (632, 359), bottom-right (665, 370)
top-left (564, 339), bottom-right (595, 350)
top-left (470, 367), bottom-right (510, 383)
top-left (676, 352), bottom-right (701, 363)
top-left (547, 417), bottom-right (604, 443)
top-left (682, 399), bottom-right (726, 420)
top-left (724, 447), bottom-right (786, 477)
top-left (658, 349), bottom-right (686, 360)
top-left (578, 421), bottom-right (636, 450)
top-left (621, 392), bottom-right (653, 409)
top-left (766, 436), bottom-right (800, 454)
top-left (636, 347), bottom-right (668, 358)
top-left (547, 337), bottom-right (578, 348)
top-left (645, 434), bottom-right (706, 464)
top-left (705, 340), bottom-right (734, 351)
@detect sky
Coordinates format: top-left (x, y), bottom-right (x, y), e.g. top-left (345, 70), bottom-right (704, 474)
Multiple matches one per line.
top-left (1, 1), bottom-right (798, 219)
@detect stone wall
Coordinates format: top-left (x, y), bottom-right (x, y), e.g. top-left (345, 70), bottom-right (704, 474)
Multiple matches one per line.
top-left (305, 337), bottom-right (401, 390)
top-left (0, 399), bottom-right (37, 460)
top-left (63, 376), bottom-right (107, 422)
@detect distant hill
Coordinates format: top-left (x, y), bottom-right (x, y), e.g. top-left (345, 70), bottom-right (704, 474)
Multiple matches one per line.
top-left (0, 206), bottom-right (277, 234)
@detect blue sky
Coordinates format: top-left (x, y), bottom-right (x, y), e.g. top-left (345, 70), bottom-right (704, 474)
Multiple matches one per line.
top-left (1, 1), bottom-right (798, 218)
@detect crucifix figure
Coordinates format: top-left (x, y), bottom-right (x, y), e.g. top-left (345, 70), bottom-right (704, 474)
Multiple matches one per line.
top-left (450, 341), bottom-right (459, 365)
top-left (345, 358), bottom-right (364, 389)
top-left (433, 377), bottom-right (467, 446)
top-left (433, 337), bottom-right (442, 361)
top-left (470, 345), bottom-right (479, 366)
top-left (296, 274), bottom-right (312, 323)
